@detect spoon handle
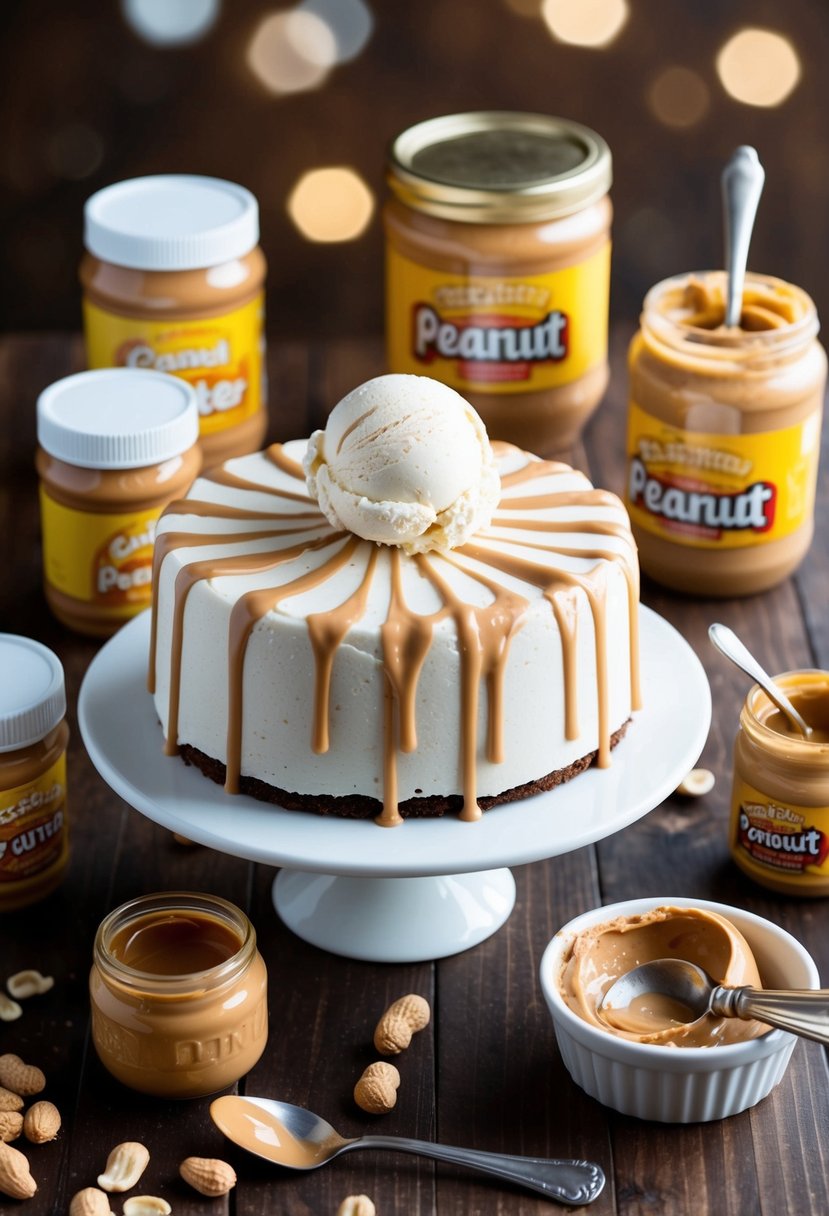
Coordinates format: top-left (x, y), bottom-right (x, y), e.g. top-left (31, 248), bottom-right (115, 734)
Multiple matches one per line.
top-left (711, 985), bottom-right (829, 1045)
top-left (722, 146), bottom-right (765, 327)
top-left (349, 1136), bottom-right (605, 1205)
top-left (708, 622), bottom-right (811, 738)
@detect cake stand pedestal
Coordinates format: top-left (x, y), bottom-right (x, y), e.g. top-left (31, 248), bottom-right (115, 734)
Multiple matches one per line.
top-left (79, 608), bottom-right (710, 963)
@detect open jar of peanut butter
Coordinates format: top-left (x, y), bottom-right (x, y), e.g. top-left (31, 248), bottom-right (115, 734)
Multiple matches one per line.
top-left (0, 635), bottom-right (69, 912)
top-left (385, 112), bottom-right (612, 454)
top-left (37, 369), bottom-right (201, 637)
top-left (626, 272), bottom-right (826, 596)
top-left (90, 892), bottom-right (268, 1098)
top-left (730, 671), bottom-right (829, 897)
top-left (81, 175), bottom-right (267, 469)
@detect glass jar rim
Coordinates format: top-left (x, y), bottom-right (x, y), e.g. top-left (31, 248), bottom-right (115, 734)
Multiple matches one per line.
top-left (93, 890), bottom-right (256, 995)
top-left (741, 670), bottom-right (829, 767)
top-left (641, 271), bottom-right (819, 366)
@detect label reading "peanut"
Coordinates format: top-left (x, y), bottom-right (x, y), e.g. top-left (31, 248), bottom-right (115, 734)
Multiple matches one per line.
top-left (625, 402), bottom-right (821, 549)
top-left (386, 244), bottom-right (609, 395)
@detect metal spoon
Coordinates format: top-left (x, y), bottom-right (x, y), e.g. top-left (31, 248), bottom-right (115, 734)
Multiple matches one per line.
top-left (708, 622), bottom-right (812, 739)
top-left (599, 958), bottom-right (829, 1044)
top-left (210, 1094), bottom-right (605, 1206)
top-left (722, 146), bottom-right (765, 327)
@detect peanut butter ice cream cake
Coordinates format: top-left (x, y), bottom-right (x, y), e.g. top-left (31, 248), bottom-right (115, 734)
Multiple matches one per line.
top-left (149, 374), bottom-right (641, 826)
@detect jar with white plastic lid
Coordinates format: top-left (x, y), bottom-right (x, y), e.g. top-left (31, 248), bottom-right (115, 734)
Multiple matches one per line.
top-left (36, 368), bottom-right (201, 637)
top-left (0, 635), bottom-right (69, 912)
top-left (81, 174), bottom-right (267, 469)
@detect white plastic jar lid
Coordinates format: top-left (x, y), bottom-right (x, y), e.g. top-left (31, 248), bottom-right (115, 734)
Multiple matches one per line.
top-left (0, 635), bottom-right (66, 753)
top-left (84, 174), bottom-right (259, 271)
top-left (37, 369), bottom-right (199, 470)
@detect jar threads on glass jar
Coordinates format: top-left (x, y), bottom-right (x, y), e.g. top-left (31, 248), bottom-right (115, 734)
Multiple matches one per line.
top-left (385, 112), bottom-right (612, 455)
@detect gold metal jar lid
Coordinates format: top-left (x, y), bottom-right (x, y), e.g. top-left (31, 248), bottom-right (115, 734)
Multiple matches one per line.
top-left (387, 111), bottom-right (611, 224)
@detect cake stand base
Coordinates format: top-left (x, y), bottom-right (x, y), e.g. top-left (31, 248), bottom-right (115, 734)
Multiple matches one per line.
top-left (273, 868), bottom-right (516, 962)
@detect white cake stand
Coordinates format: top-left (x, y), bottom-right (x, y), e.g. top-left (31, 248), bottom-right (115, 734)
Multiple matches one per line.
top-left (78, 608), bottom-right (710, 963)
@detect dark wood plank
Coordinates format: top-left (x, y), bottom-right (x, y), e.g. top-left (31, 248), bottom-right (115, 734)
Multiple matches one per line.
top-left (233, 864), bottom-right (436, 1215)
top-left (434, 852), bottom-right (616, 1216)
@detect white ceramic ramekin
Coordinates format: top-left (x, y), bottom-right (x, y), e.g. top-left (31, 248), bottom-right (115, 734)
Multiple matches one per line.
top-left (539, 896), bottom-right (819, 1123)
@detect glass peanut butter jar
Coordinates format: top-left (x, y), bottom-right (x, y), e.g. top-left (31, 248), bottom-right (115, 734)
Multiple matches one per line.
top-left (0, 636), bottom-right (69, 912)
top-left (626, 272), bottom-right (826, 596)
top-left (385, 112), bottom-right (612, 454)
top-left (730, 671), bottom-right (829, 897)
top-left (37, 369), bottom-right (201, 637)
top-left (81, 175), bottom-right (268, 469)
top-left (90, 892), bottom-right (268, 1098)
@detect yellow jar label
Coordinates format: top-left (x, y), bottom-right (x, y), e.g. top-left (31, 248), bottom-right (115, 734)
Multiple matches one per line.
top-left (40, 489), bottom-right (161, 613)
top-left (0, 754), bottom-right (67, 886)
top-left (386, 243), bottom-right (609, 395)
top-left (83, 293), bottom-right (265, 436)
top-left (731, 778), bottom-right (829, 886)
top-left (626, 401), bottom-right (821, 548)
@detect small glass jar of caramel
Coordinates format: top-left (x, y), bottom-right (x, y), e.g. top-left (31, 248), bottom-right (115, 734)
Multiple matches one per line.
top-left (626, 271), bottom-right (826, 596)
top-left (730, 671), bottom-right (829, 897)
top-left (385, 112), bottom-right (612, 454)
top-left (90, 892), bottom-right (268, 1098)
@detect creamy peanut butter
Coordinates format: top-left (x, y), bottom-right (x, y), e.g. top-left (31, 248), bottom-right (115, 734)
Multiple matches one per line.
top-left (210, 1096), bottom-right (341, 1168)
top-left (82, 175), bottom-right (268, 468)
top-left (0, 636), bottom-right (69, 913)
top-left (626, 272), bottom-right (826, 596)
top-left (731, 670), bottom-right (829, 896)
top-left (386, 113), bottom-right (612, 455)
top-left (559, 906), bottom-right (766, 1046)
top-left (90, 893), bottom-right (268, 1098)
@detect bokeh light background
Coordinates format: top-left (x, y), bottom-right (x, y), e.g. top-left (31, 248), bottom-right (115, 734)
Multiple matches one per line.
top-left (1, 0), bottom-right (827, 338)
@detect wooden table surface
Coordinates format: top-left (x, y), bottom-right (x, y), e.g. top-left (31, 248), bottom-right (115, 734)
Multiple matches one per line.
top-left (1, 330), bottom-right (827, 1216)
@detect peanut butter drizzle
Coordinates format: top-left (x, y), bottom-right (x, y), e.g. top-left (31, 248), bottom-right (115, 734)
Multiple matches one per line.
top-left (168, 534), bottom-right (346, 760)
top-left (335, 406), bottom-right (379, 454)
top-left (307, 546), bottom-right (379, 754)
top-left (264, 443), bottom-right (307, 480)
top-left (153, 446), bottom-right (641, 823)
top-left (421, 555), bottom-right (530, 819)
top-left (499, 459), bottom-right (571, 487)
top-left (163, 498), bottom-right (322, 521)
top-left (460, 541), bottom-right (612, 765)
top-left (378, 549), bottom-right (442, 827)
top-left (148, 525), bottom-right (317, 695)
top-left (225, 535), bottom-right (357, 793)
top-left (204, 463), bottom-right (312, 503)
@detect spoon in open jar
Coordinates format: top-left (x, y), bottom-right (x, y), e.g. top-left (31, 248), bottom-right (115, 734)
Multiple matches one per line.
top-left (210, 1095), bottom-right (606, 1206)
top-left (598, 958), bottom-right (829, 1044)
top-left (721, 145), bottom-right (765, 328)
top-left (708, 622), bottom-right (813, 740)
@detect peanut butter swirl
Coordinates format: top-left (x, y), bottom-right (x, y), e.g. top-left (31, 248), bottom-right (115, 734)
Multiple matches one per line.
top-left (150, 441), bottom-right (641, 826)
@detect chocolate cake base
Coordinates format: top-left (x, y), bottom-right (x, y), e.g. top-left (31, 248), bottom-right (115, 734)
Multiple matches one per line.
top-left (179, 721), bottom-right (631, 820)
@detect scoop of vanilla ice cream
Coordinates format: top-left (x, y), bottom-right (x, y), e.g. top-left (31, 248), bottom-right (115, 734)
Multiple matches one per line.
top-left (303, 374), bottom-right (501, 552)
